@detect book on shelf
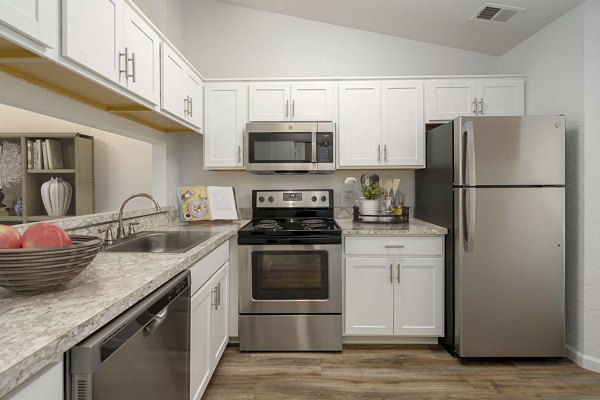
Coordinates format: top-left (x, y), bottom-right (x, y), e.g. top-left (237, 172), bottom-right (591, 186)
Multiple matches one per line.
top-left (178, 186), bottom-right (239, 222)
top-left (27, 140), bottom-right (34, 170)
top-left (42, 140), bottom-right (49, 170)
top-left (34, 139), bottom-right (42, 170)
top-left (0, 207), bottom-right (16, 216)
top-left (45, 139), bottom-right (65, 169)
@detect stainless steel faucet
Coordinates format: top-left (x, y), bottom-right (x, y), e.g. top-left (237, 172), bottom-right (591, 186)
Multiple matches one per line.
top-left (117, 193), bottom-right (161, 239)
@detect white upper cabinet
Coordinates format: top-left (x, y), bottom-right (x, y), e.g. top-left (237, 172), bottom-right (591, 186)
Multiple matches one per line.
top-left (338, 81), bottom-right (382, 167)
top-left (476, 78), bottom-right (525, 116)
top-left (185, 68), bottom-right (203, 130)
top-left (63, 0), bottom-right (124, 82)
top-left (382, 80), bottom-right (425, 167)
top-left (339, 80), bottom-right (425, 168)
top-left (0, 0), bottom-right (57, 47)
top-left (426, 77), bottom-right (525, 121)
top-left (122, 3), bottom-right (160, 104)
top-left (426, 79), bottom-right (477, 121)
top-left (204, 83), bottom-right (247, 169)
top-left (161, 42), bottom-right (186, 119)
top-left (248, 82), bottom-right (333, 121)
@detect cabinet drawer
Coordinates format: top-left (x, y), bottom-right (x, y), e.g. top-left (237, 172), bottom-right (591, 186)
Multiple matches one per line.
top-left (345, 236), bottom-right (443, 257)
top-left (190, 241), bottom-right (229, 294)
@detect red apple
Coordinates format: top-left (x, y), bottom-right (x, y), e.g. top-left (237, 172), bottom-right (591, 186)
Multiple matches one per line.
top-left (22, 223), bottom-right (72, 249)
top-left (0, 225), bottom-right (22, 249)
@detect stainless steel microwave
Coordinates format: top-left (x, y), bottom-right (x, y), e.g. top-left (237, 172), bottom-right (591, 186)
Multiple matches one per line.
top-left (245, 122), bottom-right (335, 174)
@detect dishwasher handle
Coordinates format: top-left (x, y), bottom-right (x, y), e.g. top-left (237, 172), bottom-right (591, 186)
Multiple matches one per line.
top-left (70, 271), bottom-right (190, 374)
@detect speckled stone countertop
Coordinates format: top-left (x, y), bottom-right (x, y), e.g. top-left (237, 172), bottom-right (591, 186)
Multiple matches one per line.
top-left (337, 218), bottom-right (448, 236)
top-left (0, 221), bottom-right (246, 398)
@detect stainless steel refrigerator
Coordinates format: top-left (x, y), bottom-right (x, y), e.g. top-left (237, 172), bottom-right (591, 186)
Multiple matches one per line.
top-left (416, 116), bottom-right (565, 357)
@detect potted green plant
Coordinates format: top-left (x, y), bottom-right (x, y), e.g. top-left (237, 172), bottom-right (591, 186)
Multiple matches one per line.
top-left (359, 175), bottom-right (382, 221)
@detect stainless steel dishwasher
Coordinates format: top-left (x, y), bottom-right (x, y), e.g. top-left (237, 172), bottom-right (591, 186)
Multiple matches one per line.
top-left (68, 271), bottom-right (190, 400)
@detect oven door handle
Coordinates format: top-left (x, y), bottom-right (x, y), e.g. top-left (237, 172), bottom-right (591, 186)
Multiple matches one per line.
top-left (238, 237), bottom-right (342, 245)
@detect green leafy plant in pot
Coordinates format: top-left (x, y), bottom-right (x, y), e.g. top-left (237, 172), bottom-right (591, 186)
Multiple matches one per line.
top-left (359, 175), bottom-right (382, 221)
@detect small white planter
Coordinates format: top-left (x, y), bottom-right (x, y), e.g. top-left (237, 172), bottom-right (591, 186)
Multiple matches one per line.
top-left (359, 198), bottom-right (380, 222)
top-left (41, 177), bottom-right (72, 216)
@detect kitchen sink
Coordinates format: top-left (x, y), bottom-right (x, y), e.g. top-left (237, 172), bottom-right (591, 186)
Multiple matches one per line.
top-left (104, 231), bottom-right (214, 253)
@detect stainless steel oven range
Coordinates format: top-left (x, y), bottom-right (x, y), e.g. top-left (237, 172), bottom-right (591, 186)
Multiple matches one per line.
top-left (238, 189), bottom-right (342, 351)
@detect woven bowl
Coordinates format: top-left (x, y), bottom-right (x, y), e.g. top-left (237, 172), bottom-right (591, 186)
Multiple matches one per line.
top-left (0, 235), bottom-right (102, 293)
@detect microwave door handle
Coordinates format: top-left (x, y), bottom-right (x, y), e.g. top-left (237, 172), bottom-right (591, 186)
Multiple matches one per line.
top-left (311, 131), bottom-right (317, 163)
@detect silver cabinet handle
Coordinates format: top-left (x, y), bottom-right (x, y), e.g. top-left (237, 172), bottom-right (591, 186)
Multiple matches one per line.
top-left (384, 245), bottom-right (405, 248)
top-left (397, 264), bottom-right (400, 283)
top-left (189, 96), bottom-right (193, 117)
top-left (384, 145), bottom-right (387, 161)
top-left (285, 100), bottom-right (289, 117)
top-left (217, 282), bottom-right (222, 307)
top-left (292, 99), bottom-right (295, 117)
top-left (472, 97), bottom-right (477, 114)
top-left (128, 51), bottom-right (136, 82)
top-left (478, 98), bottom-right (484, 115)
top-left (389, 264), bottom-right (393, 283)
top-left (211, 286), bottom-right (218, 310)
top-left (238, 145), bottom-right (242, 163)
top-left (184, 97), bottom-right (189, 117)
top-left (377, 145), bottom-right (381, 162)
top-left (119, 47), bottom-right (129, 78)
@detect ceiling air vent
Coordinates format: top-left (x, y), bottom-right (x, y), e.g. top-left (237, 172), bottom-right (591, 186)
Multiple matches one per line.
top-left (471, 3), bottom-right (524, 24)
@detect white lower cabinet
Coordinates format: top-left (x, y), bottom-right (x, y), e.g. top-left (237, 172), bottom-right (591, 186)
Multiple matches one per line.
top-left (190, 261), bottom-right (229, 400)
top-left (4, 361), bottom-right (63, 400)
top-left (344, 236), bottom-right (444, 337)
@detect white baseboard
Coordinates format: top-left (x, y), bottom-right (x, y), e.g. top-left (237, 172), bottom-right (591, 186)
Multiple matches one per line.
top-left (566, 344), bottom-right (600, 373)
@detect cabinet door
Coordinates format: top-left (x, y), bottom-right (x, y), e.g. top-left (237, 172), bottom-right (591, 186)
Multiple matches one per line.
top-left (0, 0), bottom-right (55, 46)
top-left (210, 263), bottom-right (229, 371)
top-left (248, 83), bottom-right (290, 121)
top-left (204, 83), bottom-right (247, 168)
top-left (122, 4), bottom-right (160, 105)
top-left (393, 258), bottom-right (444, 336)
top-left (63, 0), bottom-right (123, 82)
top-left (190, 281), bottom-right (213, 400)
top-left (476, 78), bottom-right (525, 116)
top-left (426, 79), bottom-right (477, 121)
top-left (5, 361), bottom-right (63, 400)
top-left (382, 80), bottom-right (425, 167)
top-left (161, 43), bottom-right (185, 120)
top-left (185, 69), bottom-right (203, 129)
top-left (344, 257), bottom-right (394, 335)
top-left (338, 81), bottom-right (382, 167)
top-left (290, 82), bottom-right (333, 121)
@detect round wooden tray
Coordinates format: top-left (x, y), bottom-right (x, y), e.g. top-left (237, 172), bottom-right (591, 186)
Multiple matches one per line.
top-left (0, 235), bottom-right (102, 292)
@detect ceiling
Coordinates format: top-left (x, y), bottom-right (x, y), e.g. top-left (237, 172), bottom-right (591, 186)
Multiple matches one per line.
top-left (211, 0), bottom-right (584, 55)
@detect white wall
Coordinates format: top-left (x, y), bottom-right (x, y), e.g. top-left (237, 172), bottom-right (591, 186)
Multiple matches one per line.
top-left (131, 0), bottom-right (186, 50)
top-left (0, 104), bottom-right (154, 212)
top-left (500, 0), bottom-right (600, 372)
top-left (180, 134), bottom-right (414, 209)
top-left (180, 0), bottom-right (499, 79)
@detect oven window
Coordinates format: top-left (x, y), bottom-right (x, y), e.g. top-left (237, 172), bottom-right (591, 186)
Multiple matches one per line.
top-left (252, 251), bottom-right (329, 300)
top-left (248, 133), bottom-right (312, 163)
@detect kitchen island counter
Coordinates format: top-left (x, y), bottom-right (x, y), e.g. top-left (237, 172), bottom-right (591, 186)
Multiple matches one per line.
top-left (0, 220), bottom-right (246, 398)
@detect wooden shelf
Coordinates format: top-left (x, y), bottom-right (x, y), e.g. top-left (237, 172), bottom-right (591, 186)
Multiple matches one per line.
top-left (27, 169), bottom-right (76, 174)
top-left (27, 215), bottom-right (70, 221)
top-left (0, 216), bottom-right (23, 222)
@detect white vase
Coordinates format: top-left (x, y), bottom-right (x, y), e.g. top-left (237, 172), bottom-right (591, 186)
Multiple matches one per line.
top-left (360, 198), bottom-right (380, 222)
top-left (41, 177), bottom-right (72, 217)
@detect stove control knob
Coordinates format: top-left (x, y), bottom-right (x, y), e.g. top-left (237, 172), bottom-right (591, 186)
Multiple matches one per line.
top-left (311, 196), bottom-right (317, 202)
top-left (268, 196), bottom-right (274, 203)
top-left (321, 196), bottom-right (327, 202)
top-left (258, 196), bottom-right (265, 203)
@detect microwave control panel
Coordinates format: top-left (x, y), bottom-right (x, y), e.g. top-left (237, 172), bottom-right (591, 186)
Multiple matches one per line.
top-left (316, 132), bottom-right (334, 163)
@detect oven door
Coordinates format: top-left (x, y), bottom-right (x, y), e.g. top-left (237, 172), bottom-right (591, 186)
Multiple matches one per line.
top-left (239, 244), bottom-right (341, 314)
top-left (245, 123), bottom-right (318, 173)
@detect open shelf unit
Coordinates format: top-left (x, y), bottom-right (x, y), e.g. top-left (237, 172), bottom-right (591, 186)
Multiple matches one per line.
top-left (0, 133), bottom-right (94, 225)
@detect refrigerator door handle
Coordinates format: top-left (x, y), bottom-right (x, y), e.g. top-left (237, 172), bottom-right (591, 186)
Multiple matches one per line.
top-left (463, 188), bottom-right (476, 252)
top-left (463, 121), bottom-right (477, 186)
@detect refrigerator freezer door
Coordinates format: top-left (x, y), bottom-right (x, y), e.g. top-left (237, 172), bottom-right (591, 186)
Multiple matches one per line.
top-left (454, 187), bottom-right (565, 357)
top-left (453, 116), bottom-right (565, 186)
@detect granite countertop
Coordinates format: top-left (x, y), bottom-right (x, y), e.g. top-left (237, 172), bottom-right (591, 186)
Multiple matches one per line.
top-left (0, 221), bottom-right (246, 398)
top-left (337, 218), bottom-right (448, 236)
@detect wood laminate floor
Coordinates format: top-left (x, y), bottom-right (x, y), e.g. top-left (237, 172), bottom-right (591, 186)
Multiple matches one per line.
top-left (203, 344), bottom-right (600, 399)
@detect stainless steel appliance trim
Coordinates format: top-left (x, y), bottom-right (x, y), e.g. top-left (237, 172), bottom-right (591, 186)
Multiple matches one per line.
top-left (239, 243), bottom-right (342, 314)
top-left (70, 271), bottom-right (190, 374)
top-left (254, 190), bottom-right (331, 208)
top-left (239, 314), bottom-right (342, 351)
top-left (311, 131), bottom-right (317, 163)
top-left (463, 120), bottom-right (476, 186)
